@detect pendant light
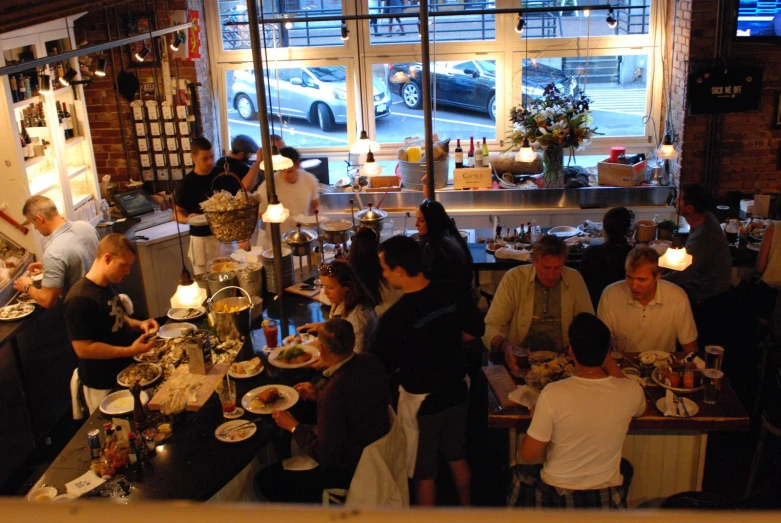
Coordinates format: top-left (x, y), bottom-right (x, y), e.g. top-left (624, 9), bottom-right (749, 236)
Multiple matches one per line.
top-left (262, 195), bottom-right (291, 223)
top-left (261, 144), bottom-right (294, 171)
top-left (350, 130), bottom-right (380, 154)
top-left (516, 18), bottom-right (535, 163)
top-left (348, 0), bottom-right (379, 157)
top-left (657, 133), bottom-right (679, 160)
top-left (516, 138), bottom-right (537, 163)
top-left (361, 151), bottom-right (382, 176)
top-left (170, 190), bottom-right (206, 309)
top-left (606, 6), bottom-right (617, 29)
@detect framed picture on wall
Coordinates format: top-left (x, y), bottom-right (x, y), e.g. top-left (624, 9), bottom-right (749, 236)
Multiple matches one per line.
top-left (125, 13), bottom-right (160, 67)
top-left (775, 92), bottom-right (781, 129)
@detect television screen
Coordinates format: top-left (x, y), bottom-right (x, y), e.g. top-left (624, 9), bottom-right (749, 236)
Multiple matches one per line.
top-left (735, 1), bottom-right (781, 41)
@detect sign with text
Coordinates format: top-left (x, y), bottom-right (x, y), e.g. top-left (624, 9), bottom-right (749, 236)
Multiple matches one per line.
top-left (454, 167), bottom-right (492, 190)
top-left (688, 66), bottom-right (763, 114)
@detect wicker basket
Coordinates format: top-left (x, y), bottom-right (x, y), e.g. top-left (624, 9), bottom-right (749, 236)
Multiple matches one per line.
top-left (203, 171), bottom-right (259, 243)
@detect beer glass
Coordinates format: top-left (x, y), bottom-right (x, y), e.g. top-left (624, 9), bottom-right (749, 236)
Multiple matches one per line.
top-left (705, 345), bottom-right (725, 371)
top-left (703, 369), bottom-right (724, 404)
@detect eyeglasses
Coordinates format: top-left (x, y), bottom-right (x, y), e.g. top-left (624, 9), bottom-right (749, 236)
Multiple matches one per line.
top-left (319, 264), bottom-right (335, 276)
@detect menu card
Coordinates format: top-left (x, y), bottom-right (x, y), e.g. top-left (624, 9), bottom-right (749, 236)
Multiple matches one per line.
top-left (483, 365), bottom-right (519, 410)
top-left (65, 470), bottom-right (105, 497)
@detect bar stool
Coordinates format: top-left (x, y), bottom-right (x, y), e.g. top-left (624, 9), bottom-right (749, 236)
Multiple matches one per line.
top-left (744, 409), bottom-right (781, 498)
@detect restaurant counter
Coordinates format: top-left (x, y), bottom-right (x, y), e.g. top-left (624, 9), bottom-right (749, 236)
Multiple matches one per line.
top-left (29, 293), bottom-right (327, 502)
top-left (486, 354), bottom-right (749, 508)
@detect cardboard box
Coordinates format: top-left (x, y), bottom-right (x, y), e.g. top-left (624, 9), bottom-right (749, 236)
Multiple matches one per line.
top-left (366, 175), bottom-right (402, 192)
top-left (597, 158), bottom-right (647, 187)
top-left (453, 167), bottom-right (493, 190)
top-left (754, 194), bottom-right (772, 217)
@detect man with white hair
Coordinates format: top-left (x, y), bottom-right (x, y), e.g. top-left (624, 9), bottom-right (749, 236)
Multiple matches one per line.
top-left (13, 195), bottom-right (98, 308)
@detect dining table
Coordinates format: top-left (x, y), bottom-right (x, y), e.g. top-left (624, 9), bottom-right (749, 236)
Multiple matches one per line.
top-left (28, 292), bottom-right (327, 502)
top-left (485, 351), bottom-right (749, 508)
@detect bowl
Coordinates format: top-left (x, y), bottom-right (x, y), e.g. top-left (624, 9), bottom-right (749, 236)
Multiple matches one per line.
top-left (27, 486), bottom-right (57, 502)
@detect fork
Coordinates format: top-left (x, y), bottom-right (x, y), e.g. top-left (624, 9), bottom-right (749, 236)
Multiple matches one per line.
top-left (672, 393), bottom-right (682, 417)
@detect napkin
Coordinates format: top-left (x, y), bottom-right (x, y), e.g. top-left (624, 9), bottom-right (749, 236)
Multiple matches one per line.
top-left (66, 470), bottom-right (105, 497)
top-left (494, 247), bottom-right (530, 262)
top-left (508, 385), bottom-right (540, 409)
top-left (693, 356), bottom-right (706, 371)
top-left (662, 389), bottom-right (679, 417)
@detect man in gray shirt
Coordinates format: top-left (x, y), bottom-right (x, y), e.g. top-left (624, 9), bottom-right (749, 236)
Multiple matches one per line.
top-left (13, 196), bottom-right (99, 308)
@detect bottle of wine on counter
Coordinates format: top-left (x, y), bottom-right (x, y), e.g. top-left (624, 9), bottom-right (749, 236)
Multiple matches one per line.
top-left (482, 137), bottom-right (489, 165)
top-left (474, 139), bottom-right (483, 168)
top-left (467, 136), bottom-right (475, 168)
top-left (455, 139), bottom-right (463, 168)
top-left (62, 103), bottom-right (74, 139)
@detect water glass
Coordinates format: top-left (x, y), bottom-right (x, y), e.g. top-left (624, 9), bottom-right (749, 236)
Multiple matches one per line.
top-left (702, 369), bottom-right (724, 404)
top-left (610, 333), bottom-right (628, 367)
top-left (705, 345), bottom-right (725, 371)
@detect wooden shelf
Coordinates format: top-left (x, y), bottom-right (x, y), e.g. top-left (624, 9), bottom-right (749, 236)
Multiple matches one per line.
top-left (67, 165), bottom-right (88, 179)
top-left (12, 96), bottom-right (41, 110)
top-left (65, 136), bottom-right (84, 148)
top-left (30, 172), bottom-right (58, 196)
top-left (24, 155), bottom-right (48, 169)
top-left (72, 193), bottom-right (93, 209)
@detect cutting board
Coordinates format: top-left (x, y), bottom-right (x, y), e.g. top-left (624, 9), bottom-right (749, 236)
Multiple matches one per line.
top-left (148, 363), bottom-right (229, 412)
top-left (286, 282), bottom-right (327, 303)
top-left (483, 365), bottom-right (519, 410)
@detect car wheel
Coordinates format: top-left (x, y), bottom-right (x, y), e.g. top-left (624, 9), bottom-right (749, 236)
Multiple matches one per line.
top-left (316, 103), bottom-right (335, 132)
top-left (488, 95), bottom-right (497, 120)
top-left (235, 94), bottom-right (257, 120)
top-left (401, 82), bottom-right (422, 110)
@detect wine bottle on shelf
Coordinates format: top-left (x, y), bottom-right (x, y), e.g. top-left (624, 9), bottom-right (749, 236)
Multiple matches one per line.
top-left (467, 136), bottom-right (475, 168)
top-left (62, 103), bottom-right (74, 139)
top-left (20, 125), bottom-right (28, 161)
top-left (9, 75), bottom-right (18, 103)
top-left (23, 76), bottom-right (32, 99)
top-left (17, 74), bottom-right (25, 101)
top-left (482, 137), bottom-right (489, 166)
top-left (37, 102), bottom-right (46, 127)
top-left (474, 139), bottom-right (483, 168)
top-left (455, 139), bottom-right (463, 168)
top-left (56, 100), bottom-right (64, 136)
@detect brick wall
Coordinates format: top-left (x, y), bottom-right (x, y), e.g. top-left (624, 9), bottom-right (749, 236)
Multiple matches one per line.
top-left (73, 0), bottom-right (217, 186)
top-left (672, 0), bottom-right (781, 195)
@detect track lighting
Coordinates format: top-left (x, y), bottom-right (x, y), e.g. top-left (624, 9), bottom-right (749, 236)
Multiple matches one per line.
top-left (341, 20), bottom-right (349, 41)
top-left (59, 67), bottom-right (77, 86)
top-left (515, 14), bottom-right (525, 34)
top-left (94, 57), bottom-right (106, 77)
top-left (135, 45), bottom-right (151, 62)
top-left (606, 7), bottom-right (617, 29)
top-left (39, 72), bottom-right (53, 94)
top-left (170, 31), bottom-right (184, 52)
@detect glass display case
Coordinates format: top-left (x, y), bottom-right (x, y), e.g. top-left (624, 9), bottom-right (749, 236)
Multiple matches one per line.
top-left (0, 15), bottom-right (100, 257)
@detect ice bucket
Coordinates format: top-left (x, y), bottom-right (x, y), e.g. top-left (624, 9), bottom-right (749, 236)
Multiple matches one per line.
top-left (208, 286), bottom-right (252, 343)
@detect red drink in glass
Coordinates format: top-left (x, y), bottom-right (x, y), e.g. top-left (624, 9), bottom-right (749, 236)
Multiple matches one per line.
top-left (262, 320), bottom-right (279, 349)
top-left (222, 401), bottom-right (236, 413)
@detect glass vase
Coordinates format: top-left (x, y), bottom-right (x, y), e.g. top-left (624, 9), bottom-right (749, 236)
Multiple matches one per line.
top-left (542, 146), bottom-right (564, 188)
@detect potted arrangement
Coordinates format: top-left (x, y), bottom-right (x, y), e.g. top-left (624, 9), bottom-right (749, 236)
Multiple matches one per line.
top-left (509, 83), bottom-right (598, 187)
top-left (657, 219), bottom-right (677, 240)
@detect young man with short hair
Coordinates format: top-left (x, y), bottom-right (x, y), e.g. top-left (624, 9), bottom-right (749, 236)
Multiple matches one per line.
top-left (370, 235), bottom-right (484, 506)
top-left (64, 234), bottom-right (159, 413)
top-left (511, 313), bottom-right (646, 509)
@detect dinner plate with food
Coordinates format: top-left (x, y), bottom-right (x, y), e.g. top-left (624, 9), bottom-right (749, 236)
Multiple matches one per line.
top-left (228, 357), bottom-right (264, 379)
top-left (99, 389), bottom-right (150, 416)
top-left (528, 351), bottom-right (559, 364)
top-left (0, 302), bottom-right (35, 321)
top-left (242, 384), bottom-right (299, 414)
top-left (577, 221), bottom-right (603, 236)
top-left (282, 332), bottom-right (316, 346)
top-left (116, 362), bottom-right (163, 388)
top-left (16, 293), bottom-right (36, 304)
top-left (167, 307), bottom-right (206, 321)
top-left (268, 344), bottom-right (320, 369)
top-left (637, 351), bottom-right (673, 367)
top-left (524, 355), bottom-right (575, 392)
top-left (158, 322), bottom-right (197, 339)
top-left (215, 419), bottom-right (257, 443)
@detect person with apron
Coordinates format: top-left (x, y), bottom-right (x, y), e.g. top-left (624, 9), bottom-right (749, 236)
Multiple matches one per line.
top-left (369, 236), bottom-right (484, 506)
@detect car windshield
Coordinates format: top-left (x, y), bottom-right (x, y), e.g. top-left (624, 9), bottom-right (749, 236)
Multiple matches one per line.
top-left (476, 60), bottom-right (495, 74)
top-left (307, 67), bottom-right (346, 83)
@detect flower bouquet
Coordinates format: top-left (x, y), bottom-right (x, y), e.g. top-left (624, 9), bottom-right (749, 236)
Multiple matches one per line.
top-left (509, 83), bottom-right (598, 187)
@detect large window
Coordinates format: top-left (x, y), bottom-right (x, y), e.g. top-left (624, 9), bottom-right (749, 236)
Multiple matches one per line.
top-left (211, 1), bottom-right (662, 160)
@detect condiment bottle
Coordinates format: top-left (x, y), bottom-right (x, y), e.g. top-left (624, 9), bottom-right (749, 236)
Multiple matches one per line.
top-left (683, 361), bottom-right (694, 389)
top-left (131, 382), bottom-right (148, 431)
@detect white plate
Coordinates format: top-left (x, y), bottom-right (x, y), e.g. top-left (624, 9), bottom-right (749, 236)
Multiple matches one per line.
top-left (282, 455), bottom-right (319, 471)
top-left (116, 363), bottom-right (162, 388)
top-left (242, 384), bottom-right (299, 414)
top-left (268, 344), bottom-right (321, 369)
top-left (622, 368), bottom-right (645, 386)
top-left (99, 389), bottom-right (150, 415)
top-left (230, 248), bottom-right (264, 263)
top-left (187, 214), bottom-right (208, 226)
top-left (158, 322), bottom-right (197, 339)
top-left (655, 396), bottom-right (700, 418)
top-left (747, 242), bottom-right (761, 252)
top-left (637, 350), bottom-right (673, 367)
top-left (577, 222), bottom-right (603, 235)
top-left (215, 419), bottom-right (257, 443)
top-left (0, 302), bottom-right (35, 321)
top-left (167, 307), bottom-right (206, 321)
top-left (547, 226), bottom-right (579, 238)
top-left (282, 332), bottom-right (316, 346)
top-left (228, 360), bottom-right (264, 379)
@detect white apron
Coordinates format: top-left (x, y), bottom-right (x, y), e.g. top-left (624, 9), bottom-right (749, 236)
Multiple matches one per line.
top-left (396, 385), bottom-right (429, 478)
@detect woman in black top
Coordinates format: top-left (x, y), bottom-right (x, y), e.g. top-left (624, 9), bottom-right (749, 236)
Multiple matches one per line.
top-left (416, 199), bottom-right (475, 298)
top-left (348, 227), bottom-right (400, 315)
top-left (580, 207), bottom-right (633, 309)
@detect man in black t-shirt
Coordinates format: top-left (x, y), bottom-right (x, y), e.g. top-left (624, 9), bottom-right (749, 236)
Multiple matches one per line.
top-left (65, 234), bottom-right (160, 413)
top-left (214, 134), bottom-right (284, 192)
top-left (369, 235), bottom-right (484, 507)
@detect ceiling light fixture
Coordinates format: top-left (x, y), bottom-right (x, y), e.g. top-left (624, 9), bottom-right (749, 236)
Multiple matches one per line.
top-left (515, 138), bottom-right (537, 163)
top-left (515, 14), bottom-right (525, 34)
top-left (657, 133), bottom-right (679, 160)
top-left (262, 195), bottom-right (290, 224)
top-left (170, 31), bottom-right (184, 52)
top-left (341, 20), bottom-right (349, 41)
top-left (261, 145), bottom-right (294, 171)
top-left (94, 57), bottom-right (106, 77)
top-left (606, 7), bottom-right (617, 29)
top-left (135, 44), bottom-right (151, 61)
top-left (59, 67), bottom-right (78, 86)
top-left (361, 151), bottom-right (382, 176)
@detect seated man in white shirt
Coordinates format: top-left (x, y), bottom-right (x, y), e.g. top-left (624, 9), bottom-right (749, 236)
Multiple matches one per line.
top-left (510, 313), bottom-right (646, 509)
top-left (598, 245), bottom-right (698, 353)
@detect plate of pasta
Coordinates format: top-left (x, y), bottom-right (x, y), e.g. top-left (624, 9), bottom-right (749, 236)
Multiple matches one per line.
top-left (524, 356), bottom-right (575, 392)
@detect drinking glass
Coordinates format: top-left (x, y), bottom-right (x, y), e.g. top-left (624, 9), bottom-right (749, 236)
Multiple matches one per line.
top-left (511, 345), bottom-right (530, 378)
top-left (703, 369), bottom-right (724, 404)
top-left (219, 379), bottom-right (238, 418)
top-left (262, 319), bottom-right (279, 349)
top-left (705, 345), bottom-right (725, 371)
top-left (610, 333), bottom-right (628, 367)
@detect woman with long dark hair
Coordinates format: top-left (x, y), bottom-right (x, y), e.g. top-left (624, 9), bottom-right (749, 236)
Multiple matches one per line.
top-left (348, 227), bottom-right (402, 316)
top-left (416, 199), bottom-right (475, 298)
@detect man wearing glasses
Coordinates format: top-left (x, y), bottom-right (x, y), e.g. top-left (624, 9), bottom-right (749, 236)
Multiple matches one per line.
top-left (484, 235), bottom-right (593, 373)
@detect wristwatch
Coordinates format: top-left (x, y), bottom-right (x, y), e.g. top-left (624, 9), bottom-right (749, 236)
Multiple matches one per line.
top-left (23, 284), bottom-right (30, 293)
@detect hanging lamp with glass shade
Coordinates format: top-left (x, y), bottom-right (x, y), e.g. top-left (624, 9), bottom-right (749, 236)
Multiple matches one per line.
top-left (361, 151), bottom-right (383, 176)
top-left (350, 130), bottom-right (380, 155)
top-left (657, 134), bottom-right (679, 160)
top-left (515, 138), bottom-right (536, 163)
top-left (262, 195), bottom-right (290, 223)
top-left (261, 145), bottom-right (294, 171)
top-left (170, 268), bottom-right (206, 308)
top-left (658, 245), bottom-right (692, 271)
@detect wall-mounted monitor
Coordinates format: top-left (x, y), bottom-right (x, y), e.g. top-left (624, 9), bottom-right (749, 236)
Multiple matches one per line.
top-left (734, 1), bottom-right (781, 42)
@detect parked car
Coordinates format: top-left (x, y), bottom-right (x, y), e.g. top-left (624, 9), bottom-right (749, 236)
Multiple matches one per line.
top-left (229, 67), bottom-right (392, 131)
top-left (387, 59), bottom-right (577, 120)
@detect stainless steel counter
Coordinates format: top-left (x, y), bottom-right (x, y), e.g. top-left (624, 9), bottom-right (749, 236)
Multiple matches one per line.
top-left (319, 186), bottom-right (676, 214)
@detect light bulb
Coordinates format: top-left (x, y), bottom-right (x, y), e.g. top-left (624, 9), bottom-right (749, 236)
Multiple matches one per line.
top-left (350, 130), bottom-right (380, 155)
top-left (361, 152), bottom-right (382, 176)
top-left (515, 139), bottom-right (537, 163)
top-left (262, 201), bottom-right (290, 224)
top-left (606, 7), bottom-right (617, 29)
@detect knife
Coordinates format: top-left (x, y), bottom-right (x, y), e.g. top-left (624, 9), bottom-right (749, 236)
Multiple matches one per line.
top-left (676, 394), bottom-right (692, 418)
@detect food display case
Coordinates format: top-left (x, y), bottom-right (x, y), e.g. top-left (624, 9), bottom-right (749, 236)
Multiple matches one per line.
top-left (0, 231), bottom-right (34, 307)
top-left (0, 14), bottom-right (101, 258)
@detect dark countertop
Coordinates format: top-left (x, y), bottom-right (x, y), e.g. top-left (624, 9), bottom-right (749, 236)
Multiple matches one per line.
top-left (31, 293), bottom-right (327, 501)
